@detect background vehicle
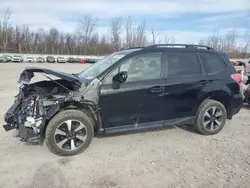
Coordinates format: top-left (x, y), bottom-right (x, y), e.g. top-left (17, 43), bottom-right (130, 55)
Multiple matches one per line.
top-left (36, 57), bottom-right (45, 63)
top-left (12, 55), bottom-right (24, 63)
top-left (67, 57), bottom-right (76, 63)
top-left (57, 57), bottom-right (66, 63)
top-left (237, 61), bottom-right (246, 67)
top-left (1, 55), bottom-right (13, 62)
top-left (3, 44), bottom-right (242, 156)
top-left (75, 57), bottom-right (87, 63)
top-left (243, 84), bottom-right (250, 104)
top-left (0, 55), bottom-right (8, 63)
top-left (86, 58), bottom-right (98, 64)
top-left (46, 56), bottom-right (56, 63)
top-left (231, 60), bottom-right (246, 76)
top-left (0, 55), bottom-right (12, 63)
top-left (26, 57), bottom-right (34, 63)
top-left (231, 60), bottom-right (246, 68)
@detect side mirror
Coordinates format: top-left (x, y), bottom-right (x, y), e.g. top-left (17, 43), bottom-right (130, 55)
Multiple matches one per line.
top-left (113, 71), bottom-right (128, 83)
top-left (112, 71), bottom-right (128, 89)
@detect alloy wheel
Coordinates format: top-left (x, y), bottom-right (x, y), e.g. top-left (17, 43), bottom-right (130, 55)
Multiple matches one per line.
top-left (203, 107), bottom-right (224, 131)
top-left (54, 120), bottom-right (87, 151)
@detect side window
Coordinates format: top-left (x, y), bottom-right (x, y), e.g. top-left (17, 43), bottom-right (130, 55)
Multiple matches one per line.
top-left (103, 52), bottom-right (162, 84)
top-left (198, 53), bottom-right (226, 74)
top-left (167, 52), bottom-right (201, 77)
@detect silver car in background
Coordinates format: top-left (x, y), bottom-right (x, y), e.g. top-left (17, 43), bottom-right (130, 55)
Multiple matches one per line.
top-left (244, 58), bottom-right (250, 80)
top-left (12, 55), bottom-right (24, 63)
top-left (26, 57), bottom-right (34, 63)
top-left (57, 57), bottom-right (66, 63)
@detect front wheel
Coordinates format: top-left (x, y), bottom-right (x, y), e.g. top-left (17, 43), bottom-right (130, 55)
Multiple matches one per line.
top-left (45, 110), bottom-right (94, 156)
top-left (195, 99), bottom-right (227, 135)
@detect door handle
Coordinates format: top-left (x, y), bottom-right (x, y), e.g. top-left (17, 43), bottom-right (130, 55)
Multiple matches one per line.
top-left (198, 80), bottom-right (209, 85)
top-left (151, 86), bottom-right (163, 93)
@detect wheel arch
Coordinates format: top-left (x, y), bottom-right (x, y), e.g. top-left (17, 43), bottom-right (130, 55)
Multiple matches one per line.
top-left (199, 90), bottom-right (232, 119)
top-left (40, 100), bottom-right (100, 141)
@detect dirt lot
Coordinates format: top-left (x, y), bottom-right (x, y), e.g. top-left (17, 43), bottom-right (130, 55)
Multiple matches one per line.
top-left (0, 63), bottom-right (250, 188)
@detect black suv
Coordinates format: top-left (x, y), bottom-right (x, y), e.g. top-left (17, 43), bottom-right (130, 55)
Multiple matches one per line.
top-left (3, 44), bottom-right (243, 156)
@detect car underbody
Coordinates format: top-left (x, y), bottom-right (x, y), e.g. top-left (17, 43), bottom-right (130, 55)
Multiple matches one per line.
top-left (3, 67), bottom-right (101, 144)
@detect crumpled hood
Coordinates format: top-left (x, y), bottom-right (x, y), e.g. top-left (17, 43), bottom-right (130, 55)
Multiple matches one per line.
top-left (19, 67), bottom-right (82, 87)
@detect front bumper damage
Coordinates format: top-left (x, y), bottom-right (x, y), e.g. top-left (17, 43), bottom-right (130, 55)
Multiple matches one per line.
top-left (3, 92), bottom-right (46, 143)
top-left (2, 67), bottom-right (101, 144)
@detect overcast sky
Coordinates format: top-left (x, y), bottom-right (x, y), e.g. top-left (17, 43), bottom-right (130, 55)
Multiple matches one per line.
top-left (0, 0), bottom-right (249, 44)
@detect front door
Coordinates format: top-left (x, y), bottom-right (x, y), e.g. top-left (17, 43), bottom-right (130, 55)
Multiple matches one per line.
top-left (99, 51), bottom-right (166, 129)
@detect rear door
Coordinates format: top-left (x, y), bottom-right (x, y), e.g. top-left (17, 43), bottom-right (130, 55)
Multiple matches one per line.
top-left (99, 51), bottom-right (167, 129)
top-left (163, 50), bottom-right (207, 120)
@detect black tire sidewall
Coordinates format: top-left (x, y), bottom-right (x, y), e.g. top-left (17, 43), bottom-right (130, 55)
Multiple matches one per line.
top-left (45, 110), bottom-right (94, 156)
top-left (195, 100), bottom-right (227, 135)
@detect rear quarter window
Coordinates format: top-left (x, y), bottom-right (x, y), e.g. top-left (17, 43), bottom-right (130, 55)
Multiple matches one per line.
top-left (198, 53), bottom-right (227, 74)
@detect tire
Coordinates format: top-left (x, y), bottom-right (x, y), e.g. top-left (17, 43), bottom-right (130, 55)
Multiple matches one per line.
top-left (195, 99), bottom-right (227, 135)
top-left (45, 109), bottom-right (94, 156)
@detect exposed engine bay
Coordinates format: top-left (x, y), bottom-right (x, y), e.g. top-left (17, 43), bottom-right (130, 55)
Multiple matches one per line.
top-left (3, 67), bottom-right (99, 144)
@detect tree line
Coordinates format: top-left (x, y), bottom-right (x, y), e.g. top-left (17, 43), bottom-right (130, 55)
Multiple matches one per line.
top-left (0, 9), bottom-right (249, 58)
top-left (199, 29), bottom-right (250, 58)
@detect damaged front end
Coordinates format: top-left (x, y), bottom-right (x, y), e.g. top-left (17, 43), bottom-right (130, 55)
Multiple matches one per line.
top-left (4, 91), bottom-right (45, 143)
top-left (3, 67), bottom-right (92, 144)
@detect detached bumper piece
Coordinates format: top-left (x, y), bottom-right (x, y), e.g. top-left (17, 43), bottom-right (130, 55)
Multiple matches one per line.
top-left (3, 124), bottom-right (16, 131)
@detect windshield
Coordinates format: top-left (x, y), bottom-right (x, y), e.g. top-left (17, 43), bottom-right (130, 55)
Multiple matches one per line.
top-left (77, 52), bottom-right (126, 80)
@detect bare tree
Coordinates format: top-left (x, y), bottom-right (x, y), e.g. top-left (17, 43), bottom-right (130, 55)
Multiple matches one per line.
top-left (78, 15), bottom-right (98, 44)
top-left (222, 29), bottom-right (236, 52)
top-left (240, 32), bottom-right (250, 58)
top-left (151, 28), bottom-right (159, 45)
top-left (164, 33), bottom-right (175, 44)
top-left (124, 16), bottom-right (133, 48)
top-left (2, 8), bottom-right (11, 52)
top-left (134, 20), bottom-right (147, 46)
top-left (110, 17), bottom-right (122, 50)
top-left (206, 28), bottom-right (222, 50)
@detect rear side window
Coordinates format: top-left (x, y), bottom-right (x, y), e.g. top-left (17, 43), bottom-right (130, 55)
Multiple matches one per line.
top-left (198, 53), bottom-right (226, 74)
top-left (167, 52), bottom-right (201, 77)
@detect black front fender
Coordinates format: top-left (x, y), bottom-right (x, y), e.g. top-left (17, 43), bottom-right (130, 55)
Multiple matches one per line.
top-left (40, 100), bottom-right (101, 140)
top-left (40, 104), bottom-right (60, 141)
top-left (46, 104), bottom-right (60, 120)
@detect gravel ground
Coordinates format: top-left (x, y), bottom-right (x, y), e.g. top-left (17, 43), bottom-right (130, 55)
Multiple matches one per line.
top-left (0, 63), bottom-right (250, 188)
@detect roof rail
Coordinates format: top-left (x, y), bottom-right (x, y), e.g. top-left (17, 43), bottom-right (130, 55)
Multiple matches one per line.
top-left (144, 44), bottom-right (214, 50)
top-left (126, 47), bottom-right (144, 50)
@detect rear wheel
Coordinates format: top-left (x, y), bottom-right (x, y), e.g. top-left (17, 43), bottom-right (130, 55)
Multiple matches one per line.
top-left (195, 99), bottom-right (227, 135)
top-left (45, 110), bottom-right (94, 156)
